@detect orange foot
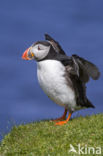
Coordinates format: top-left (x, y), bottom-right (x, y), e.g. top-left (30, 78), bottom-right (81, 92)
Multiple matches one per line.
top-left (55, 112), bottom-right (72, 126)
top-left (55, 120), bottom-right (67, 125)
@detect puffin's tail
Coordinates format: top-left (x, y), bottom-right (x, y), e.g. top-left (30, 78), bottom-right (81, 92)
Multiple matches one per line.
top-left (86, 98), bottom-right (95, 108)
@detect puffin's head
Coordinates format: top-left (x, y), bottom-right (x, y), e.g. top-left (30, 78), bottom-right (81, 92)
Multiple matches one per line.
top-left (22, 41), bottom-right (51, 61)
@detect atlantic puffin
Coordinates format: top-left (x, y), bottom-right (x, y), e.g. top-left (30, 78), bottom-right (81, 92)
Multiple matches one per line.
top-left (22, 34), bottom-right (100, 125)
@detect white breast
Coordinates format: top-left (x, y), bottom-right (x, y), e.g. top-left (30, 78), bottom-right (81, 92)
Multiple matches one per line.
top-left (37, 60), bottom-right (76, 111)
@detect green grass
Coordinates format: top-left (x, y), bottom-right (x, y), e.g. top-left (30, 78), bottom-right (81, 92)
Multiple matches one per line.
top-left (0, 114), bottom-right (103, 156)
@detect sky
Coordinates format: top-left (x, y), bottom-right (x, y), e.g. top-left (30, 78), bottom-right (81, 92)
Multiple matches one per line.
top-left (0, 0), bottom-right (103, 141)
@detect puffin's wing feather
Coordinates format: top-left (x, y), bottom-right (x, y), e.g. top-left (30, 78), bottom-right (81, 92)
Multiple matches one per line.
top-left (65, 64), bottom-right (95, 108)
top-left (44, 34), bottom-right (66, 55)
top-left (72, 55), bottom-right (100, 83)
top-left (60, 56), bottom-right (96, 108)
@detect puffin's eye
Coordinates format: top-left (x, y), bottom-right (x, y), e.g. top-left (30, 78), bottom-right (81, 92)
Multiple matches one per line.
top-left (38, 46), bottom-right (41, 50)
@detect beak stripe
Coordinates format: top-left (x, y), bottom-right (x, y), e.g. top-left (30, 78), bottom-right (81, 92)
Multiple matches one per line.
top-left (22, 48), bottom-right (30, 60)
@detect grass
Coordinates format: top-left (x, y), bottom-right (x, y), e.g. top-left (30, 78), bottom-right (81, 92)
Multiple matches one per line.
top-left (0, 114), bottom-right (103, 156)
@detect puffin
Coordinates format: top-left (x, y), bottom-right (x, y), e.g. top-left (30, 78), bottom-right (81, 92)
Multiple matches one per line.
top-left (22, 34), bottom-right (100, 125)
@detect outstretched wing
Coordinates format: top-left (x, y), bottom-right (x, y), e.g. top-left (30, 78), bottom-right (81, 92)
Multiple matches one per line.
top-left (45, 34), bottom-right (66, 55)
top-left (72, 54), bottom-right (100, 83)
top-left (65, 61), bottom-right (95, 108)
top-left (60, 55), bottom-right (100, 108)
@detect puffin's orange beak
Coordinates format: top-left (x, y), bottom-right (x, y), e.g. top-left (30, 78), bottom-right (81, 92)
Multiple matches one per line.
top-left (22, 48), bottom-right (30, 60)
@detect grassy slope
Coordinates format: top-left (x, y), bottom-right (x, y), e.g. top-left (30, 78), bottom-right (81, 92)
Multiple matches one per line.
top-left (0, 114), bottom-right (103, 156)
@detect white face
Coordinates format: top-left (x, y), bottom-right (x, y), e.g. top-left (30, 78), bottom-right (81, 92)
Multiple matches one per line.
top-left (30, 43), bottom-right (50, 61)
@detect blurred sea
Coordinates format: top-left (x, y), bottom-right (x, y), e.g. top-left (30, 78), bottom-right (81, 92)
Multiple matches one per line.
top-left (0, 0), bottom-right (103, 141)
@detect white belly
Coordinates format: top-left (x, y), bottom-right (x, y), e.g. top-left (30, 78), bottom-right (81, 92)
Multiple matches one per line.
top-left (37, 60), bottom-right (76, 110)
